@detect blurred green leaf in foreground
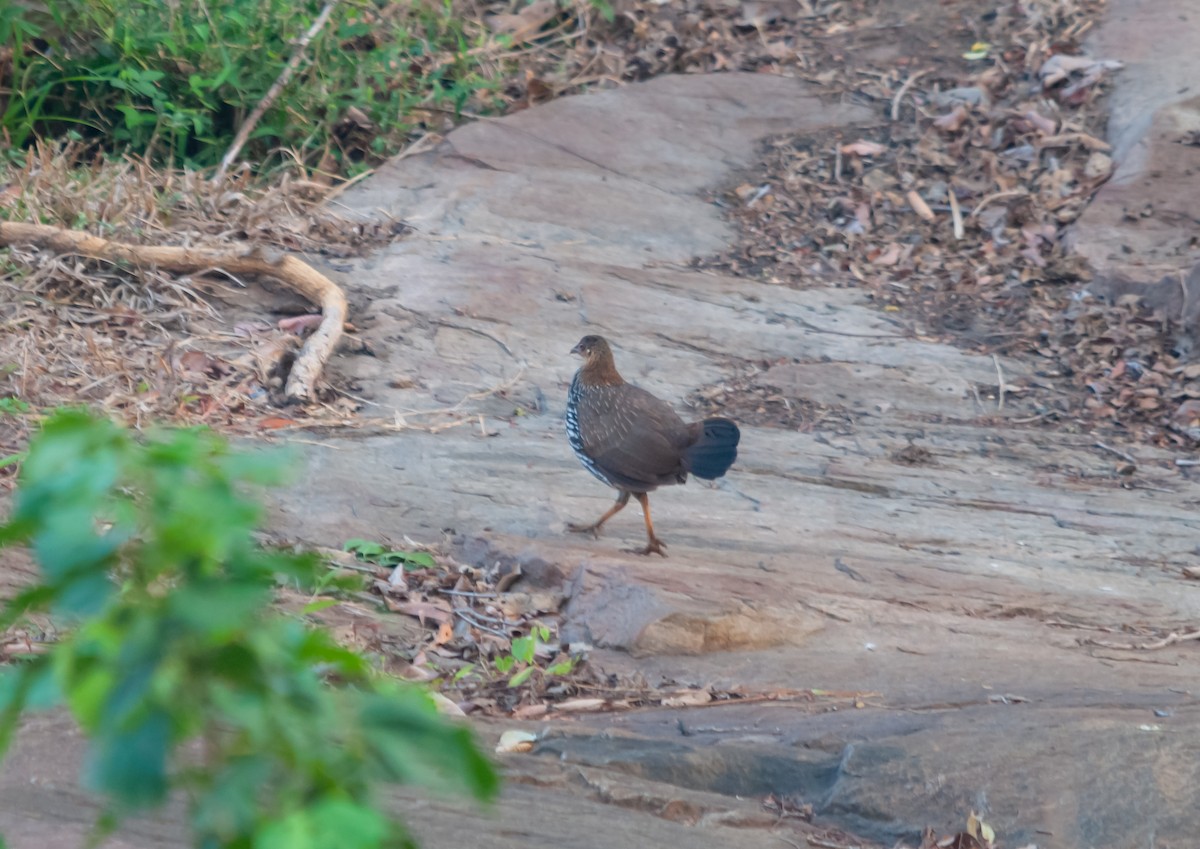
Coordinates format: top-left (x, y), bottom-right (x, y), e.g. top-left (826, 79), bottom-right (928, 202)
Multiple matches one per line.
top-left (0, 408), bottom-right (496, 848)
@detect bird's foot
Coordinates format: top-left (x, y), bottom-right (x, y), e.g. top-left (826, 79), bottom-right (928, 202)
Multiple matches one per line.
top-left (567, 522), bottom-right (602, 539)
top-left (630, 538), bottom-right (668, 558)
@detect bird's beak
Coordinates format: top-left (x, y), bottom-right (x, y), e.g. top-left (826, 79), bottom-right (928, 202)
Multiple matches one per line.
top-left (570, 341), bottom-right (584, 356)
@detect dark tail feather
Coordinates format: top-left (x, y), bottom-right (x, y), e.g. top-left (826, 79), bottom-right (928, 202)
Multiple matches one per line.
top-left (684, 418), bottom-right (740, 480)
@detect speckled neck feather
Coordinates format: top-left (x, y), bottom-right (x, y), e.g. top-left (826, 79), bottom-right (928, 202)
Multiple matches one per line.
top-left (577, 341), bottom-right (624, 387)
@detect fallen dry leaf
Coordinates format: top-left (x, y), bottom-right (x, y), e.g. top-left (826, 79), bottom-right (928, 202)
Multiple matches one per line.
top-left (399, 663), bottom-right (439, 683)
top-left (495, 729), bottom-right (539, 753)
top-left (278, 314), bottom-right (324, 334)
top-left (486, 0), bottom-right (558, 43)
top-left (525, 72), bottom-right (554, 104)
top-left (433, 620), bottom-right (454, 646)
top-left (388, 599), bottom-right (452, 625)
top-left (933, 105), bottom-right (969, 132)
top-left (1174, 399), bottom-right (1200, 425)
top-left (552, 697), bottom-right (607, 712)
top-left (871, 243), bottom-right (903, 266)
top-left (512, 703), bottom-right (550, 720)
top-left (907, 190), bottom-right (935, 221)
top-left (966, 811), bottom-right (995, 845)
top-left (429, 691), bottom-right (466, 717)
top-left (1023, 109), bottom-right (1057, 135)
top-left (258, 416), bottom-right (298, 429)
top-left (661, 688), bottom-right (713, 707)
top-left (1039, 131), bottom-right (1111, 152)
top-left (178, 350), bottom-right (230, 377)
top-left (1039, 54), bottom-right (1122, 87)
top-left (840, 139), bottom-right (887, 157)
top-left (1084, 151), bottom-right (1113, 180)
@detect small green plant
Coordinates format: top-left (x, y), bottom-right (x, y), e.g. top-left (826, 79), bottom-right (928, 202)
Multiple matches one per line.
top-left (0, 410), bottom-right (497, 847)
top-left (344, 538), bottom-right (436, 571)
top-left (0, 396), bottom-right (32, 473)
top-left (589, 0), bottom-right (616, 22)
top-left (493, 625), bottom-right (574, 688)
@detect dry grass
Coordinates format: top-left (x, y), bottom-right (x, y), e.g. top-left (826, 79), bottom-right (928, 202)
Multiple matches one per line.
top-left (1, 142), bottom-right (404, 253)
top-left (0, 142), bottom-right (408, 487)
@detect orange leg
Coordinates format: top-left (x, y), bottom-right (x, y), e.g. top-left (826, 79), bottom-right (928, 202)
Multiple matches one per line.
top-left (632, 492), bottom-right (667, 557)
top-left (568, 490), bottom-right (630, 537)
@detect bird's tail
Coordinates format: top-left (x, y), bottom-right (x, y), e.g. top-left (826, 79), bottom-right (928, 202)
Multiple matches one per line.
top-left (684, 417), bottom-right (740, 480)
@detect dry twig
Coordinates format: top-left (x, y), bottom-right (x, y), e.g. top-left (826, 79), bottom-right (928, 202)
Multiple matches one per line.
top-left (1085, 629), bottom-right (1200, 651)
top-left (970, 189), bottom-right (1028, 219)
top-left (890, 68), bottom-right (930, 121)
top-left (992, 354), bottom-right (1006, 410)
top-left (1094, 441), bottom-right (1136, 465)
top-left (948, 190), bottom-right (964, 240)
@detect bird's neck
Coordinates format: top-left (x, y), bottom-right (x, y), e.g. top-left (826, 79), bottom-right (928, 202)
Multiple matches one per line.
top-left (577, 356), bottom-right (624, 387)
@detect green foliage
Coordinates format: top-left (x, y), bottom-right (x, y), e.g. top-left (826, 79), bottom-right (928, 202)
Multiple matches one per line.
top-left (1, 0), bottom-right (503, 170)
top-left (0, 410), bottom-right (497, 847)
top-left (492, 624), bottom-right (573, 688)
top-left (344, 539), bottom-right (437, 571)
top-left (0, 398), bottom-right (31, 471)
top-left (589, 0), bottom-right (616, 22)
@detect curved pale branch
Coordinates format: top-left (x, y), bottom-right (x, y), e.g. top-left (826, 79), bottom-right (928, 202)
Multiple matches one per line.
top-left (0, 221), bottom-right (346, 403)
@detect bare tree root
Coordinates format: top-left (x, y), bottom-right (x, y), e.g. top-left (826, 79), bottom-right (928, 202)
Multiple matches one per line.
top-left (0, 221), bottom-right (346, 403)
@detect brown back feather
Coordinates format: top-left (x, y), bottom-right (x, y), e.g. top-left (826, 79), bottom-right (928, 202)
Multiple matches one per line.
top-left (574, 383), bottom-right (691, 490)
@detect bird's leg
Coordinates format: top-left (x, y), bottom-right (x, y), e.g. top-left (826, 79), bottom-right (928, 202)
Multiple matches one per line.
top-left (568, 490), bottom-right (631, 538)
top-left (632, 492), bottom-right (667, 557)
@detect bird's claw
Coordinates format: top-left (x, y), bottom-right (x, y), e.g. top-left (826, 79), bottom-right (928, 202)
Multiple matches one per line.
top-left (567, 522), bottom-right (601, 539)
top-left (630, 539), bottom-right (668, 558)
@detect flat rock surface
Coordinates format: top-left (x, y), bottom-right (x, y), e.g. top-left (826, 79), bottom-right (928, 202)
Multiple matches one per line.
top-left (274, 69), bottom-right (1200, 848)
top-left (1070, 0), bottom-right (1200, 305)
top-left (8, 7), bottom-right (1200, 849)
top-left (0, 713), bottom-right (796, 849)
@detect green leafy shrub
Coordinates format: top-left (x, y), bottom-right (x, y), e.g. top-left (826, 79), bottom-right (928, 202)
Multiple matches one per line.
top-left (0, 0), bottom-right (504, 170)
top-left (0, 409), bottom-right (497, 847)
top-left (344, 538), bottom-right (436, 571)
top-left (493, 624), bottom-right (574, 688)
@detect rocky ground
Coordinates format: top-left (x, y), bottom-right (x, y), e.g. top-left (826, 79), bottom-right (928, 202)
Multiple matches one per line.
top-left (4, 0), bottom-right (1200, 847)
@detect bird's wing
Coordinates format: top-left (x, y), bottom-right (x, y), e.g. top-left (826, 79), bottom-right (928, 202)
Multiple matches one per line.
top-left (577, 385), bottom-right (687, 486)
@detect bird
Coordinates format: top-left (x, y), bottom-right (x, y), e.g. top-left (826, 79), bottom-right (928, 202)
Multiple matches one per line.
top-left (564, 335), bottom-right (740, 556)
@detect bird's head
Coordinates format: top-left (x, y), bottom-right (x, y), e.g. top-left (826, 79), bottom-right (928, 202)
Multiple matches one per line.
top-left (570, 335), bottom-right (622, 384)
top-left (571, 335), bottom-right (611, 362)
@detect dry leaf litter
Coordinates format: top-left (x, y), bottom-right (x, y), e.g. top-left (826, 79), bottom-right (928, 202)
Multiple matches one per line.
top-left (690, 0), bottom-right (1200, 454)
top-left (298, 537), bottom-right (866, 721)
